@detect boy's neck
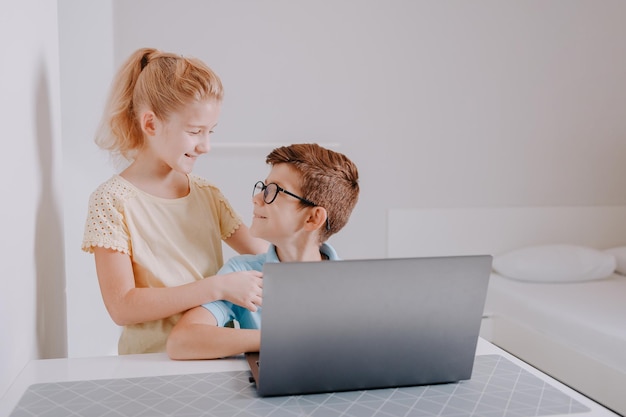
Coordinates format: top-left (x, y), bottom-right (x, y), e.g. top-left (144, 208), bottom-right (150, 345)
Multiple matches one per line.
top-left (274, 242), bottom-right (324, 263)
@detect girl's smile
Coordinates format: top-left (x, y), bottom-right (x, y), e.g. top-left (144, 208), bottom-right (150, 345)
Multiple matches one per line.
top-left (147, 98), bottom-right (221, 175)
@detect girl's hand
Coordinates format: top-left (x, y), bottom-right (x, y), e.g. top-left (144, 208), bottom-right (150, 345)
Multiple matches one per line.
top-left (212, 270), bottom-right (263, 312)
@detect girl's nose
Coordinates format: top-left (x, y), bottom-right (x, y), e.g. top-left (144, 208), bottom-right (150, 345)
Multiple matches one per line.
top-left (196, 136), bottom-right (210, 154)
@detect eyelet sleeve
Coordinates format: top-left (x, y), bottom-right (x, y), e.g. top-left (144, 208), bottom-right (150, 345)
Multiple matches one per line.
top-left (190, 174), bottom-right (242, 240)
top-left (81, 178), bottom-right (132, 255)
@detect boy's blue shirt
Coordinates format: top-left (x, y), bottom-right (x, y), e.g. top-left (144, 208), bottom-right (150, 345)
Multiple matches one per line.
top-left (201, 243), bottom-right (339, 329)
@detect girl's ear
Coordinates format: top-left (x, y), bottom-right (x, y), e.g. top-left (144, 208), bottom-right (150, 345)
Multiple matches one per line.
top-left (304, 207), bottom-right (328, 232)
top-left (140, 111), bottom-right (157, 136)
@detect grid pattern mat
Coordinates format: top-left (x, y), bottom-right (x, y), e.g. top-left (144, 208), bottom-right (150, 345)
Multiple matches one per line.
top-left (10, 355), bottom-right (590, 417)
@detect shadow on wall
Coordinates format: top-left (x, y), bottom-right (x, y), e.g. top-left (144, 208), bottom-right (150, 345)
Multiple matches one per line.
top-left (34, 61), bottom-right (68, 359)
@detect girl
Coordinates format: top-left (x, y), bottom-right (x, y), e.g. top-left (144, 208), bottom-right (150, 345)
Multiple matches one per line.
top-left (82, 48), bottom-right (268, 354)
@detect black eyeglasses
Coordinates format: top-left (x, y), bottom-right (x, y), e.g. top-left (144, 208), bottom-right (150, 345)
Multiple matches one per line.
top-left (253, 181), bottom-right (330, 231)
top-left (253, 181), bottom-right (316, 206)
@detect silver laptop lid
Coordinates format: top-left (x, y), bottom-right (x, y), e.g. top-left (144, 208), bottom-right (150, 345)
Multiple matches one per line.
top-left (255, 255), bottom-right (492, 396)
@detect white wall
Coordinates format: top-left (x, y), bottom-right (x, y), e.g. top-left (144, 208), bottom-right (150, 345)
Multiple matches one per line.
top-left (0, 0), bottom-right (66, 399)
top-left (59, 0), bottom-right (626, 357)
top-left (58, 0), bottom-right (120, 358)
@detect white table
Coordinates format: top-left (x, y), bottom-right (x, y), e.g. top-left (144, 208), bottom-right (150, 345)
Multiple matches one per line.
top-left (0, 339), bottom-right (619, 417)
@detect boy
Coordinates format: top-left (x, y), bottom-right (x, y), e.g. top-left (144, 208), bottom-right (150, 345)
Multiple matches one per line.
top-left (167, 143), bottom-right (360, 360)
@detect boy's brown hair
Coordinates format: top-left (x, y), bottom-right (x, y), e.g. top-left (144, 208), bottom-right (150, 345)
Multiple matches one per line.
top-left (266, 143), bottom-right (359, 242)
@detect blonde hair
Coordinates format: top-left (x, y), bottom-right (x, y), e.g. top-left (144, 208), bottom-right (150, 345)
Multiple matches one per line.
top-left (95, 47), bottom-right (224, 161)
top-left (266, 143), bottom-right (360, 242)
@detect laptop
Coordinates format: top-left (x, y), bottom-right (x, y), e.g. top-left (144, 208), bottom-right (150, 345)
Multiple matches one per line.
top-left (246, 254), bottom-right (492, 397)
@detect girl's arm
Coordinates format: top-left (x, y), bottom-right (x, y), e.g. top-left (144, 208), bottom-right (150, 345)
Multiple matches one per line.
top-left (166, 306), bottom-right (260, 360)
top-left (94, 247), bottom-right (263, 326)
top-left (225, 224), bottom-right (268, 255)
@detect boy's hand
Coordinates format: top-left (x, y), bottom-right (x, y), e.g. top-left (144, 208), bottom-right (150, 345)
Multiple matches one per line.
top-left (215, 271), bottom-right (263, 312)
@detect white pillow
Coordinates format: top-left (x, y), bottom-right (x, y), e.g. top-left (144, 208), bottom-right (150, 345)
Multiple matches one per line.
top-left (604, 246), bottom-right (626, 275)
top-left (493, 244), bottom-right (616, 283)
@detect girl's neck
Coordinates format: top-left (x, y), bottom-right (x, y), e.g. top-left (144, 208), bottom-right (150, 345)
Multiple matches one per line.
top-left (120, 161), bottom-right (189, 199)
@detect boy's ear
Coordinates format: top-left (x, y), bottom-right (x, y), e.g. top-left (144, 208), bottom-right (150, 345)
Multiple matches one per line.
top-left (140, 111), bottom-right (157, 136)
top-left (305, 207), bottom-right (328, 232)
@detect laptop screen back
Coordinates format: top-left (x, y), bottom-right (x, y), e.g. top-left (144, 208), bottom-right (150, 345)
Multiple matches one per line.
top-left (255, 255), bottom-right (492, 397)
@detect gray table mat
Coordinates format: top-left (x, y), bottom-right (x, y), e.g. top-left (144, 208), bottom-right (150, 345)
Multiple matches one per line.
top-left (10, 355), bottom-right (590, 417)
